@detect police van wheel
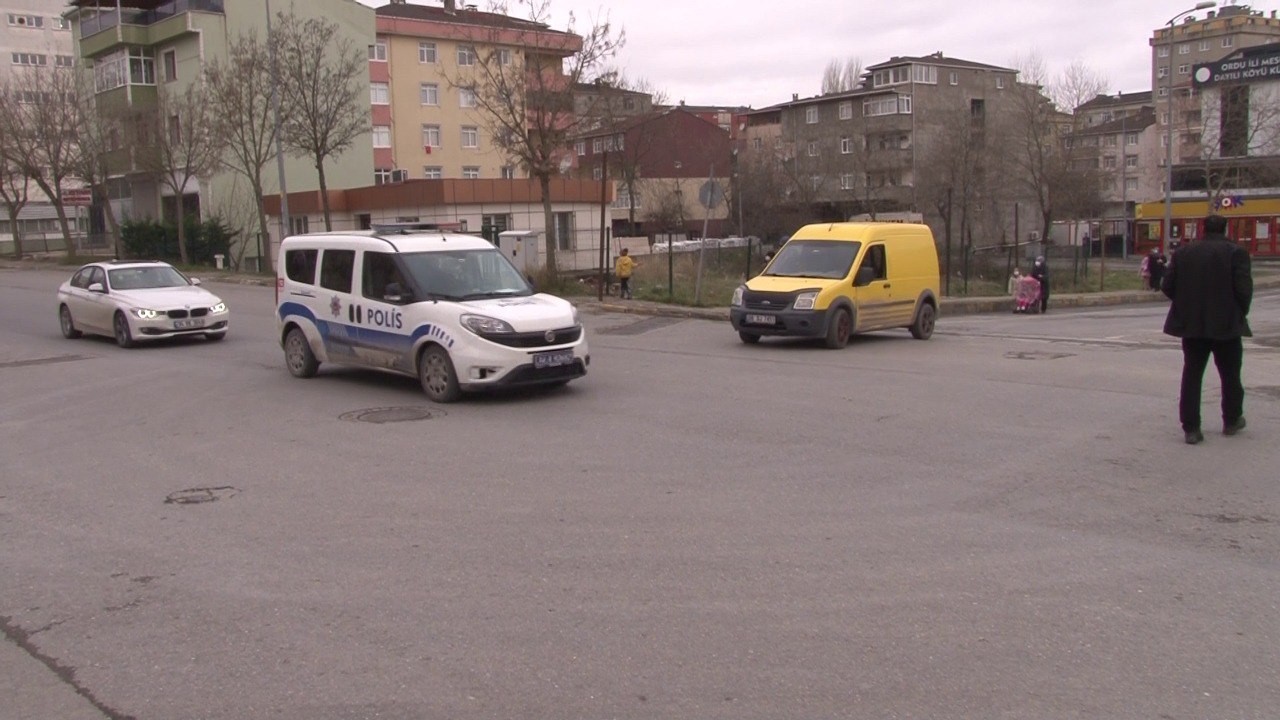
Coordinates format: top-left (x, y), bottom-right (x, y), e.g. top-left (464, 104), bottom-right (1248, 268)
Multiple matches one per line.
top-left (419, 346), bottom-right (461, 403)
top-left (910, 303), bottom-right (936, 340)
top-left (824, 308), bottom-right (851, 349)
top-left (284, 328), bottom-right (319, 378)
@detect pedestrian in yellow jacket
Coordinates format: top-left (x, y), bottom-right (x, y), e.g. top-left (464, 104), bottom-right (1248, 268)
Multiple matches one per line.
top-left (615, 248), bottom-right (637, 299)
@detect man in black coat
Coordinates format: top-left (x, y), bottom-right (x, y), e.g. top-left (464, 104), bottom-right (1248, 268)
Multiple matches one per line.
top-left (1161, 214), bottom-right (1253, 445)
top-left (1030, 256), bottom-right (1049, 313)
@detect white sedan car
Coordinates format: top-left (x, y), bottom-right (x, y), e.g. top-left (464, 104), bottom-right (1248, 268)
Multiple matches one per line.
top-left (56, 261), bottom-right (229, 347)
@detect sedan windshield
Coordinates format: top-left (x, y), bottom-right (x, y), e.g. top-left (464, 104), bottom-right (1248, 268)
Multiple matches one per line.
top-left (108, 266), bottom-right (191, 290)
top-left (763, 240), bottom-right (862, 280)
top-left (399, 249), bottom-right (532, 301)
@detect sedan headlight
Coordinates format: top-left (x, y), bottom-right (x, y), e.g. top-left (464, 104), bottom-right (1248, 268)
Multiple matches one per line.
top-left (731, 286), bottom-right (745, 307)
top-left (210, 302), bottom-right (227, 314)
top-left (794, 291), bottom-right (819, 310)
top-left (571, 305), bottom-right (580, 325)
top-left (460, 313), bottom-right (516, 335)
top-left (132, 308), bottom-right (160, 320)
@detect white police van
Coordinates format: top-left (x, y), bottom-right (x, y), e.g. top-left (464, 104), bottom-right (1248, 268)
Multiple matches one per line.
top-left (275, 227), bottom-right (588, 402)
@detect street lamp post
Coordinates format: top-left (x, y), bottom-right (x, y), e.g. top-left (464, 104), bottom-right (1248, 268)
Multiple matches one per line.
top-left (1163, 1), bottom-right (1216, 254)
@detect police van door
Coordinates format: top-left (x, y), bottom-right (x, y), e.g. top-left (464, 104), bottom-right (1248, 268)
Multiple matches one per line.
top-left (353, 250), bottom-right (414, 373)
top-left (316, 247), bottom-right (360, 363)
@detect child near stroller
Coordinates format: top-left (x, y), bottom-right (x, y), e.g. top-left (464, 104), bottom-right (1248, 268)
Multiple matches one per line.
top-left (1013, 274), bottom-right (1042, 313)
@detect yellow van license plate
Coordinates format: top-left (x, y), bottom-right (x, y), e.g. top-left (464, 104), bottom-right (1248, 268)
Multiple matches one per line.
top-left (745, 314), bottom-right (776, 325)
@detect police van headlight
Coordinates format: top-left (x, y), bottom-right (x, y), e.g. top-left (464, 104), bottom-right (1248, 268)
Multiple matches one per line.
top-left (210, 302), bottom-right (227, 314)
top-left (461, 314), bottom-right (515, 335)
top-left (794, 291), bottom-right (819, 310)
top-left (731, 286), bottom-right (745, 307)
top-left (132, 308), bottom-right (160, 320)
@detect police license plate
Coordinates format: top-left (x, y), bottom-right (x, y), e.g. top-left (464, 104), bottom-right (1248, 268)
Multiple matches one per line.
top-left (174, 318), bottom-right (204, 329)
top-left (533, 349), bottom-right (575, 369)
top-left (745, 313), bottom-right (776, 325)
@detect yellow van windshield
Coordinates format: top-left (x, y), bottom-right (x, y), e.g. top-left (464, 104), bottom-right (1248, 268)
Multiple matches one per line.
top-left (764, 240), bottom-right (862, 279)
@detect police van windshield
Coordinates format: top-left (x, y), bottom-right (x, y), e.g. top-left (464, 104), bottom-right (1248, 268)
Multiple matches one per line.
top-left (763, 240), bottom-right (862, 279)
top-left (400, 249), bottom-right (533, 301)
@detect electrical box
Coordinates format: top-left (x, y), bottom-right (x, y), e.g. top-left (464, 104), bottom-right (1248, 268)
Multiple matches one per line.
top-left (497, 230), bottom-right (542, 274)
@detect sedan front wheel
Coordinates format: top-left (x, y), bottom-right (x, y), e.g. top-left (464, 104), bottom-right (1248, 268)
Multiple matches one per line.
top-left (113, 312), bottom-right (135, 348)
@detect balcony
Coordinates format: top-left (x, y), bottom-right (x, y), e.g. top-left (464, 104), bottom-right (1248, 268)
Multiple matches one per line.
top-left (78, 0), bottom-right (224, 39)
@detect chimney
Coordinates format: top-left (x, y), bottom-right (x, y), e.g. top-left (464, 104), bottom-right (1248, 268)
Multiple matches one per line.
top-left (443, 0), bottom-right (456, 11)
top-left (1207, 10), bottom-right (1215, 18)
top-left (792, 93), bottom-right (799, 101)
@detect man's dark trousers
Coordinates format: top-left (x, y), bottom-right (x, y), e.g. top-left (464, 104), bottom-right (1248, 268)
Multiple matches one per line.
top-left (1180, 337), bottom-right (1244, 432)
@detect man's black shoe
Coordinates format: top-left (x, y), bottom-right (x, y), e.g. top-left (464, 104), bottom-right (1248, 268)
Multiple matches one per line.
top-left (1224, 417), bottom-right (1247, 436)
top-left (1184, 430), bottom-right (1204, 445)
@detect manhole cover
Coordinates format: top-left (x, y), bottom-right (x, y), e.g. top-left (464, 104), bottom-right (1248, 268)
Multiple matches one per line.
top-left (1004, 350), bottom-right (1075, 361)
top-left (1247, 385), bottom-right (1280, 400)
top-left (165, 486), bottom-right (239, 505)
top-left (338, 406), bottom-right (444, 423)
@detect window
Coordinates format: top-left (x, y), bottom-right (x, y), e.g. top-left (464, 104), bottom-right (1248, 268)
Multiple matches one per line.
top-left (872, 66), bottom-right (910, 87)
top-left (56, 55), bottom-right (74, 68)
top-left (840, 136), bottom-right (852, 154)
top-left (1178, 44), bottom-right (1190, 54)
top-left (899, 95), bottom-right (912, 113)
top-left (461, 126), bottom-right (478, 148)
top-left (861, 245), bottom-right (887, 281)
top-left (57, 17), bottom-right (71, 30)
top-left (995, 77), bottom-right (1005, 89)
top-left (1103, 156), bottom-right (1117, 169)
top-left (863, 97), bottom-right (898, 116)
top-left (11, 52), bottom-right (47, 66)
top-left (574, 140), bottom-right (585, 156)
top-left (912, 64), bottom-right (937, 84)
top-left (422, 124), bottom-right (440, 148)
top-left (372, 126), bottom-right (391, 147)
top-left (1125, 132), bottom-right (1139, 145)
top-left (285, 249), bottom-right (318, 284)
top-left (319, 250), bottom-right (355, 293)
top-left (592, 138), bottom-right (603, 153)
top-left (167, 115), bottom-right (181, 144)
top-left (1222, 36), bottom-right (1234, 48)
top-left (553, 211), bottom-right (573, 251)
top-left (1158, 87), bottom-right (1168, 98)
top-left (463, 166), bottom-right (480, 179)
top-left (500, 165), bottom-right (516, 179)
top-left (7, 14), bottom-right (43, 28)
top-left (498, 48), bottom-right (512, 65)
top-left (129, 48), bottom-right (155, 85)
top-left (162, 49), bottom-right (176, 82)
top-left (457, 45), bottom-right (477, 66)
top-left (1178, 64), bottom-right (1190, 74)
top-left (370, 82), bottom-right (389, 104)
top-left (459, 88), bottom-right (476, 107)
top-left (374, 168), bottom-right (393, 184)
top-left (838, 101), bottom-right (852, 120)
top-left (419, 83), bottom-right (438, 106)
top-left (592, 166), bottom-right (602, 180)
top-left (753, 137), bottom-right (762, 150)
top-left (423, 166), bottom-right (442, 179)
top-left (1125, 177), bottom-right (1138, 192)
top-left (807, 141), bottom-right (819, 157)
top-left (805, 106), bottom-right (819, 124)
top-left (1198, 40), bottom-right (1210, 51)
top-left (1157, 66), bottom-right (1168, 79)
top-left (1105, 135), bottom-right (1117, 147)
top-left (290, 216), bottom-right (309, 235)
top-left (368, 42), bottom-right (387, 62)
top-left (419, 41), bottom-right (437, 63)
top-left (363, 252), bottom-right (407, 300)
top-left (949, 71), bottom-right (958, 85)
top-left (840, 173), bottom-right (854, 190)
top-left (810, 175), bottom-right (821, 191)
top-left (1125, 154), bottom-right (1138, 168)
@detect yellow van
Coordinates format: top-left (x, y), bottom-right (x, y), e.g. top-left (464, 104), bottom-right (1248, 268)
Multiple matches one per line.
top-left (730, 223), bottom-right (940, 348)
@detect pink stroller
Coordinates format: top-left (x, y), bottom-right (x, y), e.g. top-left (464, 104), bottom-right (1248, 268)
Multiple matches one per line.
top-left (1014, 275), bottom-right (1041, 314)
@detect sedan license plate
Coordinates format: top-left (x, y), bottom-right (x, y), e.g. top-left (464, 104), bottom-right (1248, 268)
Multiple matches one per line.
top-left (745, 313), bottom-right (777, 326)
top-left (173, 318), bottom-right (204, 329)
top-left (533, 349), bottom-right (575, 369)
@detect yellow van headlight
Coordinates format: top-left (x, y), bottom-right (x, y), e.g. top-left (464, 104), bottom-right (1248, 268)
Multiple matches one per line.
top-left (794, 291), bottom-right (819, 310)
top-left (731, 286), bottom-right (745, 307)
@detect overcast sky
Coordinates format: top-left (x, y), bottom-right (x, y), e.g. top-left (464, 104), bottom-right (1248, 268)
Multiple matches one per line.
top-left (359, 0), bottom-right (1277, 108)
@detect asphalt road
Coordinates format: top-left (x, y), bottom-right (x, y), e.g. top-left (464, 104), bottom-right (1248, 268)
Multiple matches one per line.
top-left (2, 266), bottom-right (1278, 720)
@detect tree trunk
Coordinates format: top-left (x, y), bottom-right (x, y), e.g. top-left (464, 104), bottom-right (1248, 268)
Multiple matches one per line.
top-left (32, 178), bottom-right (75, 256)
top-left (538, 173), bottom-right (557, 275)
top-left (316, 156), bottom-right (332, 231)
top-left (176, 199), bottom-right (190, 265)
top-left (252, 179), bottom-right (275, 275)
top-left (7, 206), bottom-right (23, 258)
top-left (102, 195), bottom-right (123, 259)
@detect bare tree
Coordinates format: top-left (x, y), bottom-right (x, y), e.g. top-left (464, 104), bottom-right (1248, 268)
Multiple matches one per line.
top-left (206, 31), bottom-right (281, 274)
top-left (135, 82), bottom-right (223, 264)
top-left (0, 151), bottom-right (31, 258)
top-left (821, 56), bottom-right (863, 94)
top-left (70, 86), bottom-right (127, 257)
top-left (0, 65), bottom-right (81, 254)
top-left (275, 10), bottom-right (367, 231)
top-left (1049, 60), bottom-right (1111, 117)
top-left (1189, 82), bottom-right (1280, 206)
top-left (450, 0), bottom-right (624, 274)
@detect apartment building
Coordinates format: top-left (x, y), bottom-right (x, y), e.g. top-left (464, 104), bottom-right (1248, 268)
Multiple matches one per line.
top-left (68, 0), bottom-right (375, 267)
top-left (371, 0), bottom-right (581, 183)
top-left (771, 53), bottom-right (1021, 237)
top-left (1068, 97), bottom-right (1161, 243)
top-left (0, 1), bottom-right (80, 253)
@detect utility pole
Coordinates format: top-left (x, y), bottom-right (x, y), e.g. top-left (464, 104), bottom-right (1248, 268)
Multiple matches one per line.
top-left (597, 151), bottom-right (608, 301)
top-left (267, 0), bottom-right (290, 262)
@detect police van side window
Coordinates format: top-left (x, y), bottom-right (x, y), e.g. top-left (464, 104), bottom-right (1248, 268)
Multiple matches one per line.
top-left (319, 250), bottom-right (355, 293)
top-left (362, 251), bottom-right (407, 301)
top-left (286, 249), bottom-right (318, 284)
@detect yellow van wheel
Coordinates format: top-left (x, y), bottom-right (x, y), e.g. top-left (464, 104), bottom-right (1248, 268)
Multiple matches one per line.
top-left (825, 308), bottom-right (851, 349)
top-left (910, 303), bottom-right (936, 340)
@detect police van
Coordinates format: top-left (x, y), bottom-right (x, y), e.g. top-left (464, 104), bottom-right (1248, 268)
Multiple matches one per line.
top-left (275, 227), bottom-right (588, 402)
